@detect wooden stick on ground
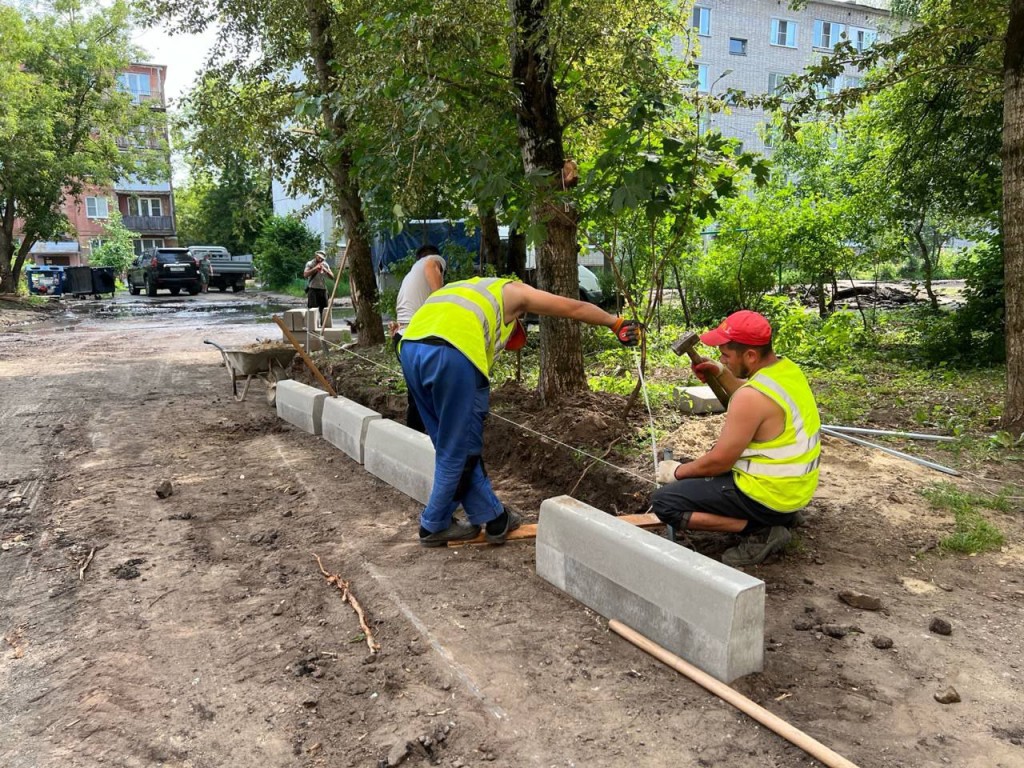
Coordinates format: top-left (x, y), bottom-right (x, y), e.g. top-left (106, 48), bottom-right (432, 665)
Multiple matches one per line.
top-left (312, 553), bottom-right (380, 654)
top-left (448, 513), bottom-right (663, 547)
top-left (78, 548), bottom-right (95, 580)
top-left (274, 316), bottom-right (338, 396)
top-left (610, 619), bottom-right (860, 768)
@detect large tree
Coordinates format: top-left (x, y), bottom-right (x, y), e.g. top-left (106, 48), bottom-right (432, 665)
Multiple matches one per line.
top-left (0, 0), bottom-right (163, 293)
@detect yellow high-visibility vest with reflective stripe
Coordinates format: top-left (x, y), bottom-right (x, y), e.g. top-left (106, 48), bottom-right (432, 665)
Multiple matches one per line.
top-left (401, 277), bottom-right (517, 378)
top-left (732, 358), bottom-right (821, 512)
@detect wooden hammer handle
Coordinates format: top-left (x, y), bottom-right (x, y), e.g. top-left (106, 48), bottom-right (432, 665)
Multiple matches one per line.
top-left (683, 348), bottom-right (730, 408)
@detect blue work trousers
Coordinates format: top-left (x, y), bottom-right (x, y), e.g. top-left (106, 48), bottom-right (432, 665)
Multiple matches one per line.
top-left (399, 341), bottom-right (504, 533)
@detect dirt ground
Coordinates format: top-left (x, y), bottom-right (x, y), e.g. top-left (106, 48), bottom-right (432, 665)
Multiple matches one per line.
top-left (2, 294), bottom-right (1023, 768)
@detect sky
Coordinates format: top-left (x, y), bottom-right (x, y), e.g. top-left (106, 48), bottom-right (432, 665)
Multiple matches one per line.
top-left (134, 25), bottom-right (218, 107)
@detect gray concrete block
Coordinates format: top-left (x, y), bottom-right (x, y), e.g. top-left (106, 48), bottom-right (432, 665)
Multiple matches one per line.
top-left (322, 328), bottom-right (351, 345)
top-left (674, 385), bottom-right (726, 414)
top-left (536, 495), bottom-right (764, 683)
top-left (363, 419), bottom-right (435, 504)
top-left (275, 379), bottom-right (328, 435)
top-left (283, 308), bottom-right (307, 332)
top-left (322, 396), bottom-right (381, 464)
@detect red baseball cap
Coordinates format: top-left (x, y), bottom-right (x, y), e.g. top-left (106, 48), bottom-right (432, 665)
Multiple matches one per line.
top-left (699, 310), bottom-right (772, 346)
top-left (505, 319), bottom-right (527, 351)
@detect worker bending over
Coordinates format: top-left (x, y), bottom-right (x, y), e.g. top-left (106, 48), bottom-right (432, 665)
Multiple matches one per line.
top-left (653, 310), bottom-right (820, 567)
top-left (400, 278), bottom-right (641, 547)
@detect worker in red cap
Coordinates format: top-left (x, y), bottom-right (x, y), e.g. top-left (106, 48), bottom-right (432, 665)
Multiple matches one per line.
top-left (652, 310), bottom-right (821, 567)
top-left (401, 277), bottom-right (642, 547)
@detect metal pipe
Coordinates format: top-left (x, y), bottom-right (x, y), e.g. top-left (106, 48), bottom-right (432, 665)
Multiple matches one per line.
top-left (822, 424), bottom-right (956, 443)
top-left (821, 427), bottom-right (959, 476)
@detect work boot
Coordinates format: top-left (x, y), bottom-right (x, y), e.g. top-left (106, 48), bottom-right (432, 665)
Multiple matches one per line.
top-left (419, 520), bottom-right (481, 548)
top-left (722, 526), bottom-right (792, 567)
top-left (485, 509), bottom-right (523, 545)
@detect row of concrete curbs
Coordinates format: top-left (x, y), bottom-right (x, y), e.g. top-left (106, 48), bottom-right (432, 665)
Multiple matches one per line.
top-left (274, 379), bottom-right (765, 684)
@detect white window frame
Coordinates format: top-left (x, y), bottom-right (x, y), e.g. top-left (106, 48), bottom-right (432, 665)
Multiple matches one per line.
top-left (770, 18), bottom-right (798, 49)
top-left (692, 6), bottom-right (711, 37)
top-left (85, 196), bottom-right (109, 219)
top-left (767, 72), bottom-right (788, 95)
top-left (89, 238), bottom-right (106, 252)
top-left (117, 73), bottom-right (152, 104)
top-left (130, 197), bottom-right (163, 217)
top-left (849, 26), bottom-right (877, 52)
top-left (729, 37), bottom-right (747, 56)
top-left (813, 20), bottom-right (846, 49)
top-left (134, 238), bottom-right (166, 256)
top-left (697, 64), bottom-right (709, 94)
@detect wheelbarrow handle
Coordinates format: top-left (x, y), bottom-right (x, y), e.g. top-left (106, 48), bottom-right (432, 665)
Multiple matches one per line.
top-left (203, 339), bottom-right (227, 353)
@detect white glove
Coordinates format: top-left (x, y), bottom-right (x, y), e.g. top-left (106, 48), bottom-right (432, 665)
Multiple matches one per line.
top-left (656, 460), bottom-right (681, 484)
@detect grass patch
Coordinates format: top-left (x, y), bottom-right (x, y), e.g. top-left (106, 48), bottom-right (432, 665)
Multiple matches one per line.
top-left (919, 482), bottom-right (1007, 554)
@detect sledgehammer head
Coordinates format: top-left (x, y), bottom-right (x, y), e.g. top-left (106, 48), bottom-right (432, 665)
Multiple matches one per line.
top-left (670, 331), bottom-right (701, 359)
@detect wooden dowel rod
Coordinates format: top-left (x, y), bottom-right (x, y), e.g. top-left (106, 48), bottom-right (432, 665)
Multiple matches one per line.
top-left (609, 620), bottom-right (860, 768)
top-left (273, 316), bottom-right (337, 397)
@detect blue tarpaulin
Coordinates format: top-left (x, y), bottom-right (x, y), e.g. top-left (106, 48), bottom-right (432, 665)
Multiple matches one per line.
top-left (372, 220), bottom-right (481, 274)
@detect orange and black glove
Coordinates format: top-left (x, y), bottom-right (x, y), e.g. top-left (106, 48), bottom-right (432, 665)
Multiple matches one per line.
top-left (611, 317), bottom-right (642, 346)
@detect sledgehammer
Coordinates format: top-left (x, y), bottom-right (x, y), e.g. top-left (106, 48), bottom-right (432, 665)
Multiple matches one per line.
top-left (670, 331), bottom-right (731, 409)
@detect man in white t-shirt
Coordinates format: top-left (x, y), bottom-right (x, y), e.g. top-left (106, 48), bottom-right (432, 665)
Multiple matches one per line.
top-left (392, 244), bottom-right (446, 432)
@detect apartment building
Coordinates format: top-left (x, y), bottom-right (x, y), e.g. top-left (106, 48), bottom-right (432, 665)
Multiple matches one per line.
top-left (28, 62), bottom-right (177, 267)
top-left (686, 0), bottom-right (892, 153)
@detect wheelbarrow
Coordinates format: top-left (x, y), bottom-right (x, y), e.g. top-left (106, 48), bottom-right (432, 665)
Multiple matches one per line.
top-left (203, 339), bottom-right (297, 405)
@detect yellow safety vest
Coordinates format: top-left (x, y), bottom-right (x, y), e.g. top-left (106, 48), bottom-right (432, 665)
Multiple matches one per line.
top-left (732, 358), bottom-right (821, 512)
top-left (401, 277), bottom-right (518, 378)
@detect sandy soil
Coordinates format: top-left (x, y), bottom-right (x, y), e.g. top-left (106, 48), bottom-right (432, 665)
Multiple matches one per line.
top-left (1, 294), bottom-right (1023, 768)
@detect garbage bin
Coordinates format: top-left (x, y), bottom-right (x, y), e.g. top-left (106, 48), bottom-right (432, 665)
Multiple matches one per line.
top-left (25, 265), bottom-right (66, 296)
top-left (90, 267), bottom-right (116, 297)
top-left (64, 266), bottom-right (94, 297)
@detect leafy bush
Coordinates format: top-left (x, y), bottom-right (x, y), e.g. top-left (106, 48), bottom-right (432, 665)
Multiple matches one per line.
top-left (918, 240), bottom-right (1004, 366)
top-left (688, 243), bottom-right (777, 324)
top-left (253, 216), bottom-right (321, 290)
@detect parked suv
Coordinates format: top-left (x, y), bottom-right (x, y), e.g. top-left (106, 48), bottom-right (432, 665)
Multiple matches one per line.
top-left (128, 248), bottom-right (202, 297)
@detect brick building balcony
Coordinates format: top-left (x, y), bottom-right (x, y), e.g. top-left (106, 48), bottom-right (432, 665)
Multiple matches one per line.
top-left (123, 214), bottom-right (174, 233)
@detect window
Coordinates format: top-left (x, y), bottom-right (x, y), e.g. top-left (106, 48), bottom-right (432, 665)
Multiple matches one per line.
top-left (770, 18), bottom-right (798, 48)
top-left (813, 20), bottom-right (845, 49)
top-left (767, 72), bottom-right (788, 95)
top-left (133, 238), bottom-right (165, 256)
top-left (697, 64), bottom-right (709, 93)
top-left (117, 73), bottom-right (152, 104)
top-left (844, 74), bottom-right (864, 89)
top-left (815, 77), bottom-right (842, 98)
top-left (85, 196), bottom-right (109, 219)
top-left (89, 238), bottom-right (106, 252)
top-left (129, 197), bottom-right (163, 217)
top-left (849, 27), bottom-right (877, 52)
top-left (692, 6), bottom-right (711, 36)
top-left (729, 37), bottom-right (747, 55)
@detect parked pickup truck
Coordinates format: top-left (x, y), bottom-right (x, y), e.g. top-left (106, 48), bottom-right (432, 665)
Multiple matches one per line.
top-left (187, 245), bottom-right (255, 293)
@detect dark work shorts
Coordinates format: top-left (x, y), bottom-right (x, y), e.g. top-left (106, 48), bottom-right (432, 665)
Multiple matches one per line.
top-left (650, 473), bottom-right (797, 533)
top-left (307, 288), bottom-right (328, 311)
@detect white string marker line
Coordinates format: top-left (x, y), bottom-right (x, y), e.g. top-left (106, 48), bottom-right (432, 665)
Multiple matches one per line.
top-left (632, 346), bottom-right (660, 479)
top-left (313, 333), bottom-right (658, 487)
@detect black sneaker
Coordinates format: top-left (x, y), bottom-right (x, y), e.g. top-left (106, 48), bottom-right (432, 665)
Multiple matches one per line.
top-left (419, 520), bottom-right (481, 548)
top-left (485, 509), bottom-right (523, 545)
top-left (722, 526), bottom-right (791, 567)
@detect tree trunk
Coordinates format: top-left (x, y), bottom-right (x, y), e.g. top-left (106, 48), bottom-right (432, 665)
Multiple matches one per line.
top-left (911, 218), bottom-right (939, 310)
top-left (505, 227), bottom-right (527, 279)
top-left (306, 0), bottom-right (383, 345)
top-left (479, 204), bottom-right (501, 272)
top-left (509, 0), bottom-right (585, 400)
top-left (1003, 0), bottom-right (1024, 435)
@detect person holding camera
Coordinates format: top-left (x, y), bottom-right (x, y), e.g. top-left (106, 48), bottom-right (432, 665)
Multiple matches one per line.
top-left (303, 250), bottom-right (335, 323)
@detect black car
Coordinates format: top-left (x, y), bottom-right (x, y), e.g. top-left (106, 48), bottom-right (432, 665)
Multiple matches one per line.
top-left (128, 248), bottom-right (202, 297)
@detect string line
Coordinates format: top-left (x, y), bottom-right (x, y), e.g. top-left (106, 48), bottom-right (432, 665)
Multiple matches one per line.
top-left (307, 331), bottom-right (658, 486)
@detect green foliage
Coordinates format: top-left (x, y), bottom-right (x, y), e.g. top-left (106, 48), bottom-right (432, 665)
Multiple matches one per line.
top-left (175, 157), bottom-right (271, 254)
top-left (917, 240), bottom-right (1005, 367)
top-left (919, 482), bottom-right (1006, 554)
top-left (0, 0), bottom-right (166, 292)
top-left (253, 216), bottom-right (322, 291)
top-left (88, 211), bottom-right (139, 277)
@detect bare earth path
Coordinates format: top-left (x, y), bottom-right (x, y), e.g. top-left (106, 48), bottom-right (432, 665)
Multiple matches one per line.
top-left (1, 296), bottom-right (1022, 768)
